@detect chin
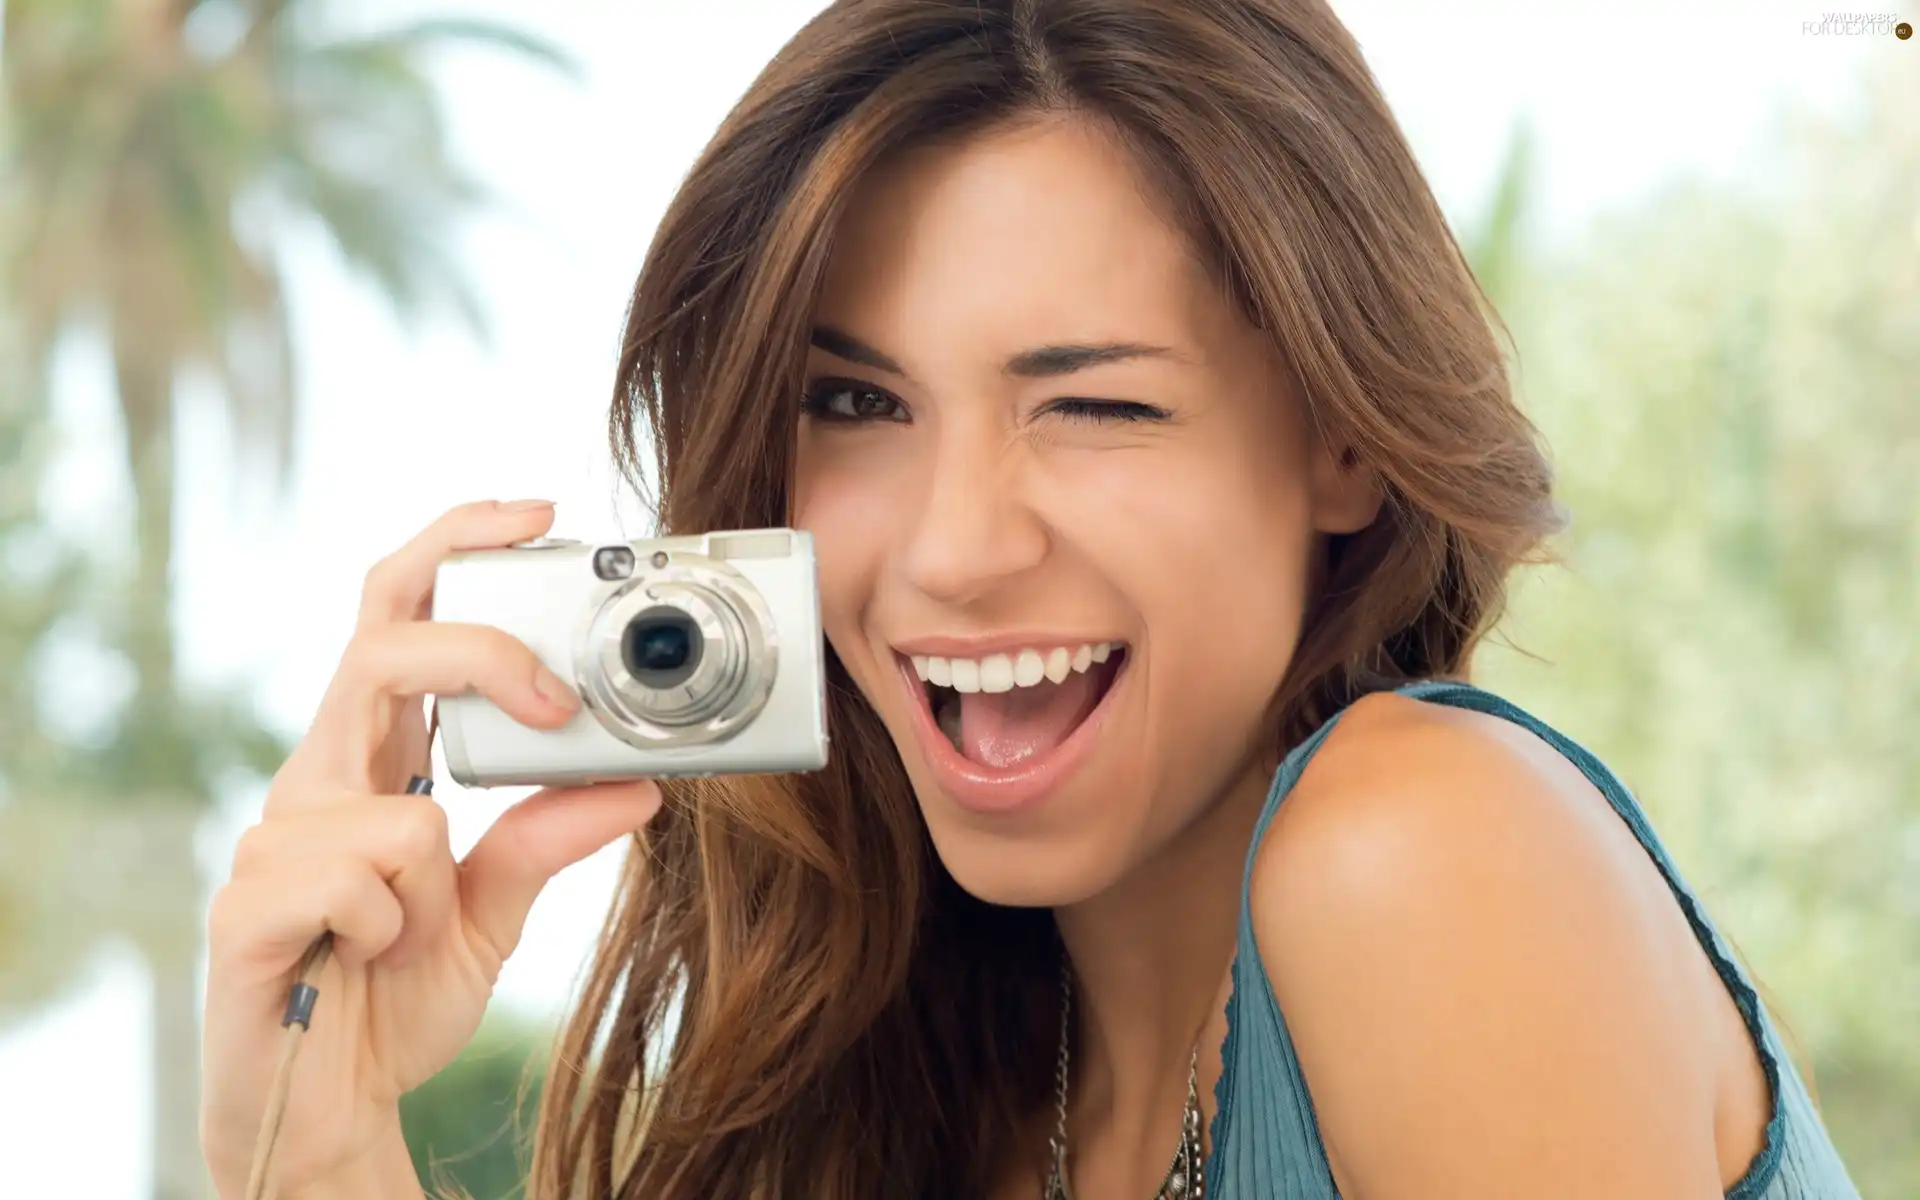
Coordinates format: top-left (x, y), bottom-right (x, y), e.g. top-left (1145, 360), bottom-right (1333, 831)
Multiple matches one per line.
top-left (917, 802), bottom-right (1136, 908)
top-left (893, 713), bottom-right (1152, 911)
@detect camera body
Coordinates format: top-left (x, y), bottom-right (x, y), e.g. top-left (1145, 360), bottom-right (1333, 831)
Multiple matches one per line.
top-left (432, 528), bottom-right (830, 787)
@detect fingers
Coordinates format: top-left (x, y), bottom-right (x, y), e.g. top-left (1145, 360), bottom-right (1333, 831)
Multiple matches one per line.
top-left (286, 621), bottom-right (580, 798)
top-left (211, 861), bottom-right (403, 978)
top-left (214, 793), bottom-right (459, 976)
top-left (337, 621), bottom-right (578, 717)
top-left (459, 780), bottom-right (665, 960)
top-left (357, 499), bottom-right (557, 629)
top-left (276, 498), bottom-right (571, 797)
top-left (216, 779), bottom-right (662, 993)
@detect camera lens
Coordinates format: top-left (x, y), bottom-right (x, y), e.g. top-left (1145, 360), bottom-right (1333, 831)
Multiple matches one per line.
top-left (621, 608), bottom-right (703, 688)
top-left (631, 623), bottom-right (690, 671)
top-left (574, 555), bottom-right (782, 746)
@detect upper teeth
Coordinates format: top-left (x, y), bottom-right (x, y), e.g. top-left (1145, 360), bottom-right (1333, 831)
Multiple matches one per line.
top-left (911, 642), bottom-right (1118, 695)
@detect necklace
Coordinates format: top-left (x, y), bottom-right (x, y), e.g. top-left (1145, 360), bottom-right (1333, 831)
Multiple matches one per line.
top-left (1041, 959), bottom-right (1207, 1199)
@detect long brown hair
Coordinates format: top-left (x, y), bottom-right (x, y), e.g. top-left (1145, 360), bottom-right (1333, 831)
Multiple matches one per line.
top-left (528, 2), bottom-right (1561, 1195)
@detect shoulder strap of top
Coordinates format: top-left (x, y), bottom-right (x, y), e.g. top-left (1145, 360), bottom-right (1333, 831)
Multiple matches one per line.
top-left (1204, 687), bottom-right (1378, 1196)
top-left (1207, 679), bottom-right (1803, 1200)
top-left (1380, 680), bottom-right (1795, 1197)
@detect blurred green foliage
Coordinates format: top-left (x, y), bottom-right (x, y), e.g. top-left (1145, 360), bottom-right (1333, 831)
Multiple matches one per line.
top-left (400, 1015), bottom-right (551, 1200)
top-left (1475, 52), bottom-right (1920, 1197)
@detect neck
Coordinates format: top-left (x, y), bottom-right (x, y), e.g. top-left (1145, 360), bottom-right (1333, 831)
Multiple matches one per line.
top-left (1052, 751), bottom-right (1272, 1146)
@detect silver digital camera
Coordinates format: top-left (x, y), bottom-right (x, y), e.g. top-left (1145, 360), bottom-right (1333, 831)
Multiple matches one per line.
top-left (431, 528), bottom-right (829, 788)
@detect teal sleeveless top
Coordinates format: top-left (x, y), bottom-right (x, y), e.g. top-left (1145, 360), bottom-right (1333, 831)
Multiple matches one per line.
top-left (1205, 679), bottom-right (1861, 1199)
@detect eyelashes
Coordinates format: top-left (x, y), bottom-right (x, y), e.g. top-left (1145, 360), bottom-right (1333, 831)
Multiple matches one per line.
top-left (1044, 398), bottom-right (1170, 424)
top-left (800, 378), bottom-right (1171, 426)
top-left (800, 380), bottom-right (909, 423)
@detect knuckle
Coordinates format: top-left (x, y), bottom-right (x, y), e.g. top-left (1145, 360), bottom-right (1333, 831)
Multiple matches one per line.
top-left (359, 553), bottom-right (408, 615)
top-left (336, 623), bottom-right (397, 684)
top-left (317, 864), bottom-right (373, 925)
top-left (474, 624), bottom-right (531, 672)
top-left (264, 758), bottom-right (300, 796)
top-left (263, 753), bottom-right (316, 807)
top-left (389, 797), bottom-right (449, 862)
top-left (228, 822), bottom-right (276, 877)
top-left (334, 879), bottom-right (404, 960)
top-left (205, 884), bottom-right (247, 947)
top-left (433, 623), bottom-right (529, 694)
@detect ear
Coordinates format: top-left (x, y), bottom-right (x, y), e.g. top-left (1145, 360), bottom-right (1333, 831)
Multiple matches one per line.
top-left (1308, 440), bottom-right (1384, 535)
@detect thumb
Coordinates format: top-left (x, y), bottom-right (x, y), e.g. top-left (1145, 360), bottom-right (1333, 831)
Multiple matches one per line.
top-left (458, 780), bottom-right (663, 960)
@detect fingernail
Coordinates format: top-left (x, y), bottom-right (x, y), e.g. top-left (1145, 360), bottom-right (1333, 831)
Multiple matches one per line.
top-left (533, 663), bottom-right (580, 710)
top-left (500, 498), bottom-right (555, 512)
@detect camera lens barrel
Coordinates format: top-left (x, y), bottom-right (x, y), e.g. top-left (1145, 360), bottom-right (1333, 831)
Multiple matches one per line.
top-left (572, 550), bottom-right (780, 748)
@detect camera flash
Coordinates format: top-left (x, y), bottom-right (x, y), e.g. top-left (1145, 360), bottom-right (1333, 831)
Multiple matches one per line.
top-left (594, 546), bottom-right (636, 580)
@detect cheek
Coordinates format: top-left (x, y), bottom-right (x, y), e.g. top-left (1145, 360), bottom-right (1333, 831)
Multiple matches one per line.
top-left (1049, 442), bottom-right (1314, 732)
top-left (792, 439), bottom-right (897, 658)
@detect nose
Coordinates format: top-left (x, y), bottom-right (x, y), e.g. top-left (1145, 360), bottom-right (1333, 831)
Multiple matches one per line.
top-left (897, 425), bottom-right (1050, 607)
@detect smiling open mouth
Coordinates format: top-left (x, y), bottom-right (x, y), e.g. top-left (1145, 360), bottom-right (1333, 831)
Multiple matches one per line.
top-left (905, 643), bottom-right (1128, 770)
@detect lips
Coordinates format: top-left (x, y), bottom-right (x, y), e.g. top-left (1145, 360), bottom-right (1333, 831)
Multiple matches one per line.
top-left (892, 645), bottom-right (1128, 816)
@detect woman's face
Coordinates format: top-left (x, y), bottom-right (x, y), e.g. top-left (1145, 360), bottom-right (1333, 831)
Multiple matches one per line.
top-left (793, 116), bottom-right (1376, 905)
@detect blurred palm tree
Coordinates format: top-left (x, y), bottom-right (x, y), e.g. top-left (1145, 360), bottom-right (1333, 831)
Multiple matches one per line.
top-left (0, 287), bottom-right (102, 1025)
top-left (0, 3), bottom-right (570, 1195)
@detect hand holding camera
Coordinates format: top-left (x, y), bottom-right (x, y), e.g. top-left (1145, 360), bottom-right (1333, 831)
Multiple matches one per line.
top-left (201, 500), bottom-right (830, 1198)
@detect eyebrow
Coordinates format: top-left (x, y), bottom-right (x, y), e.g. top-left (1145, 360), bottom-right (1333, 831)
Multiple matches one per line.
top-left (809, 325), bottom-right (1183, 381)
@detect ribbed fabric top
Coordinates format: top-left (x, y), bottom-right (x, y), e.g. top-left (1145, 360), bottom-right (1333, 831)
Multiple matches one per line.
top-left (1204, 679), bottom-right (1861, 1199)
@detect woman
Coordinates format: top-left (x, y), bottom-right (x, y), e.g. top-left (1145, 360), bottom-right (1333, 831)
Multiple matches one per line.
top-left (199, 1), bottom-right (1862, 1197)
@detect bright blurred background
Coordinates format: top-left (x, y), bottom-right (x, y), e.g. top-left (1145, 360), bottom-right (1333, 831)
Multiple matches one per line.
top-left (0, 1), bottom-right (1913, 1197)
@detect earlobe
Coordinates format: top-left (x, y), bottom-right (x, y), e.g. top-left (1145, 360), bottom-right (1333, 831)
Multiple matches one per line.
top-left (1312, 445), bottom-right (1385, 535)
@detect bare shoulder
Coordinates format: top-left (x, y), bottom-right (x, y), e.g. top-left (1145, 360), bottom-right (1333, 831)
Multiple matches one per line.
top-left (1247, 689), bottom-right (1735, 1198)
top-left (1254, 689), bottom-right (1645, 905)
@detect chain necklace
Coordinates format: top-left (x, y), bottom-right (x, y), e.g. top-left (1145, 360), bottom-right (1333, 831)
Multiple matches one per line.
top-left (1042, 958), bottom-right (1207, 1199)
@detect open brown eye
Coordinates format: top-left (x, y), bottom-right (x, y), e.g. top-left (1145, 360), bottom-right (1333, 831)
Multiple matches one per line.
top-left (802, 379), bottom-right (909, 423)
